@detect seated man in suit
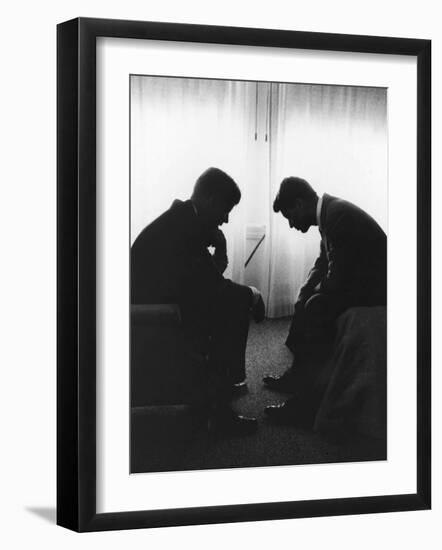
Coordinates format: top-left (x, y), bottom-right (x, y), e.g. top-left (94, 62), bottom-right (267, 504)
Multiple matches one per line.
top-left (264, 176), bottom-right (386, 424)
top-left (131, 167), bottom-right (265, 435)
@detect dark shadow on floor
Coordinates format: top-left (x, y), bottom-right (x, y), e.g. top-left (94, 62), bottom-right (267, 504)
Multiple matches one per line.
top-left (131, 317), bottom-right (386, 473)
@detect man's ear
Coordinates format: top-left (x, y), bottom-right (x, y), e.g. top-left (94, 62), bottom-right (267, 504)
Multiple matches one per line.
top-left (197, 196), bottom-right (212, 212)
top-left (205, 196), bottom-right (216, 209)
top-left (294, 198), bottom-right (305, 212)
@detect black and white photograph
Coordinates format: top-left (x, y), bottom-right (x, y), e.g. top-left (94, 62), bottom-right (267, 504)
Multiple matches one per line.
top-left (53, 11), bottom-right (431, 535)
top-left (0, 0), bottom-right (437, 543)
top-left (130, 74), bottom-right (388, 474)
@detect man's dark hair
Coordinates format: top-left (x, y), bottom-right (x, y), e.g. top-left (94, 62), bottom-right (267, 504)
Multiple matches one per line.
top-left (273, 176), bottom-right (318, 212)
top-left (192, 167), bottom-right (241, 206)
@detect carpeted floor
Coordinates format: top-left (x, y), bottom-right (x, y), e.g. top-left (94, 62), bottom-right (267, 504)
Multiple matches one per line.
top-left (131, 317), bottom-right (386, 473)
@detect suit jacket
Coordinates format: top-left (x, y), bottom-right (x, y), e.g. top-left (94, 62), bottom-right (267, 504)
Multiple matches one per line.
top-left (299, 194), bottom-right (387, 306)
top-left (131, 199), bottom-right (251, 332)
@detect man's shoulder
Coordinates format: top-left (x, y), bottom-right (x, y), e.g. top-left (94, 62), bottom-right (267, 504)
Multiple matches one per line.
top-left (324, 194), bottom-right (357, 213)
top-left (155, 199), bottom-right (194, 223)
top-left (323, 194), bottom-right (368, 223)
top-left (322, 194), bottom-right (385, 239)
top-left (136, 200), bottom-right (192, 236)
top-left (132, 199), bottom-right (199, 254)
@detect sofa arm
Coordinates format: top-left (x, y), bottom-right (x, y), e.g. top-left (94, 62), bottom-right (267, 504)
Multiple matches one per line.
top-left (131, 304), bottom-right (181, 327)
top-left (131, 303), bottom-right (207, 407)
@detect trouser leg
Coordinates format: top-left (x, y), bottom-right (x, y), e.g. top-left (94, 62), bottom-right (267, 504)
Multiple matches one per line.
top-left (285, 303), bottom-right (308, 357)
top-left (208, 283), bottom-right (252, 403)
top-left (288, 293), bottom-right (349, 389)
top-left (288, 293), bottom-right (348, 359)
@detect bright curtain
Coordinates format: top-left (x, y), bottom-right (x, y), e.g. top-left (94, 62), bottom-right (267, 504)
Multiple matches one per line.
top-left (266, 83), bottom-right (388, 318)
top-left (130, 76), bottom-right (256, 283)
top-left (131, 77), bottom-right (388, 317)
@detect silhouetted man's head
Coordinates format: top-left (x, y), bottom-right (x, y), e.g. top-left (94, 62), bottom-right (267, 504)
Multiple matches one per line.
top-left (191, 167), bottom-right (241, 231)
top-left (273, 177), bottom-right (318, 233)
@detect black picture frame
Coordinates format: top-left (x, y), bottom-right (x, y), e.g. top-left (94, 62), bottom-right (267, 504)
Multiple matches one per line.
top-left (57, 17), bottom-right (431, 532)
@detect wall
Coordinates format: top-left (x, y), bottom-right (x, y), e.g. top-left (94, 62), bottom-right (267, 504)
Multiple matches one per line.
top-left (0, 1), bottom-right (440, 549)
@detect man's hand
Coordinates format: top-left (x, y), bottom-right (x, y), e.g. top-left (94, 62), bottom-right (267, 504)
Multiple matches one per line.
top-left (208, 228), bottom-right (227, 253)
top-left (294, 293), bottom-right (308, 313)
top-left (209, 229), bottom-right (228, 274)
top-left (295, 284), bottom-right (319, 313)
top-left (249, 286), bottom-right (265, 323)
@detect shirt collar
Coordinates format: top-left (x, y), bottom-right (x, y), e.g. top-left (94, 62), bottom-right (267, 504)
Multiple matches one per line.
top-left (316, 194), bottom-right (324, 231)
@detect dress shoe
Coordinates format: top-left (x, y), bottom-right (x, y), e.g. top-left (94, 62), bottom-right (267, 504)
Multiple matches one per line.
top-left (208, 408), bottom-right (258, 436)
top-left (263, 371), bottom-right (296, 393)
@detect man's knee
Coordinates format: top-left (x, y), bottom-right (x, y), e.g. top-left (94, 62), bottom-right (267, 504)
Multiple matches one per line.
top-left (217, 283), bottom-right (251, 310)
top-left (304, 293), bottom-right (331, 324)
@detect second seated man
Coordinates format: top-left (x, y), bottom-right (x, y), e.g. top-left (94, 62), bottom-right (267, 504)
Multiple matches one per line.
top-left (264, 176), bottom-right (387, 425)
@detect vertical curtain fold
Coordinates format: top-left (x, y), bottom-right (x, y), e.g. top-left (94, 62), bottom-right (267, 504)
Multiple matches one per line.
top-left (131, 77), bottom-right (387, 317)
top-left (266, 84), bottom-right (387, 317)
top-left (131, 76), bottom-right (256, 283)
